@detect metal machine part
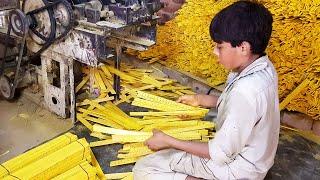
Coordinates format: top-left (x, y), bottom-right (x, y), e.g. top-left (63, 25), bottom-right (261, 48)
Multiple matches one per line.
top-left (22, 0), bottom-right (75, 57)
top-left (0, 9), bottom-right (29, 100)
top-left (0, 0), bottom-right (74, 100)
top-left (9, 9), bottom-right (30, 37)
top-left (0, 75), bottom-right (12, 99)
top-left (0, 0), bottom-right (19, 11)
top-left (0, 0), bottom-right (163, 118)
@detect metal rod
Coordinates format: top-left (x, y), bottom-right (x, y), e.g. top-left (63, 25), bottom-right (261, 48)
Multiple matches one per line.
top-left (0, 25), bottom-right (11, 76)
top-left (114, 44), bottom-right (122, 100)
top-left (10, 28), bottom-right (28, 99)
top-left (69, 58), bottom-right (76, 123)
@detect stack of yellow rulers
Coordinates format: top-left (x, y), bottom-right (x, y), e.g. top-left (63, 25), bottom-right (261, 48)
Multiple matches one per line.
top-left (77, 89), bottom-right (214, 168)
top-left (75, 62), bottom-right (214, 174)
top-left (76, 62), bottom-right (196, 107)
top-left (129, 0), bottom-right (320, 120)
top-left (0, 133), bottom-right (104, 180)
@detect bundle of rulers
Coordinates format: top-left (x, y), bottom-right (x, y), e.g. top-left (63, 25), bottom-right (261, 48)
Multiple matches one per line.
top-left (0, 133), bottom-right (105, 179)
top-left (129, 0), bottom-right (320, 120)
top-left (76, 62), bottom-right (215, 179)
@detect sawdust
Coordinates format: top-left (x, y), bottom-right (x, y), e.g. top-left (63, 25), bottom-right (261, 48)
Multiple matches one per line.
top-left (313, 153), bottom-right (320, 161)
top-left (280, 133), bottom-right (295, 143)
top-left (0, 150), bottom-right (9, 158)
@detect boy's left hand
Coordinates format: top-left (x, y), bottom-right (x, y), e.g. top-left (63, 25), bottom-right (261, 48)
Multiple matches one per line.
top-left (145, 129), bottom-right (172, 151)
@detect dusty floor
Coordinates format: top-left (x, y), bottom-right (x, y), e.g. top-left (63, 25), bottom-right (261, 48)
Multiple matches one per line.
top-left (0, 94), bottom-right (73, 163)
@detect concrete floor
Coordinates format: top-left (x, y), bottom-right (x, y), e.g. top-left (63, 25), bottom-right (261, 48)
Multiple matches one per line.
top-left (0, 93), bottom-right (73, 163)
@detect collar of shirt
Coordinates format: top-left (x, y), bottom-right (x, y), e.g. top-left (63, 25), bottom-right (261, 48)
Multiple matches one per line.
top-left (215, 55), bottom-right (269, 111)
top-left (224, 55), bottom-right (269, 92)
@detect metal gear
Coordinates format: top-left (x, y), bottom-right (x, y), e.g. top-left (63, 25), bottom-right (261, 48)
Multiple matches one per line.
top-left (9, 9), bottom-right (30, 37)
top-left (53, 0), bottom-right (75, 40)
top-left (23, 0), bottom-right (56, 45)
top-left (21, 0), bottom-right (74, 59)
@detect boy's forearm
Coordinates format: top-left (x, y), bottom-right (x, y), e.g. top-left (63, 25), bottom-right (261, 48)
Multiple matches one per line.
top-left (167, 136), bottom-right (211, 159)
top-left (197, 94), bottom-right (219, 108)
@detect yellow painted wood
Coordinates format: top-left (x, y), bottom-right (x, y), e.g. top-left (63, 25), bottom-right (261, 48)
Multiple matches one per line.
top-left (141, 121), bottom-right (199, 131)
top-left (1, 133), bottom-right (78, 175)
top-left (89, 149), bottom-right (105, 179)
top-left (110, 157), bottom-right (138, 167)
top-left (89, 139), bottom-right (118, 147)
top-left (106, 65), bottom-right (137, 83)
top-left (11, 139), bottom-right (90, 179)
top-left (78, 108), bottom-right (107, 119)
top-left (138, 117), bottom-right (200, 125)
top-left (129, 110), bottom-right (208, 117)
top-left (121, 173), bottom-right (133, 180)
top-left (104, 102), bottom-right (129, 118)
top-left (77, 115), bottom-right (94, 132)
top-left (122, 143), bottom-right (145, 150)
top-left (100, 65), bottom-right (113, 79)
top-left (165, 123), bottom-right (214, 134)
top-left (179, 89), bottom-right (196, 95)
top-left (76, 97), bottom-right (114, 107)
top-left (98, 70), bottom-right (116, 94)
top-left (105, 172), bottom-right (133, 179)
top-left (81, 93), bottom-right (107, 117)
top-left (132, 98), bottom-right (178, 112)
top-left (85, 115), bottom-right (123, 129)
top-left (118, 148), bottom-right (153, 159)
top-left (1, 175), bottom-right (19, 180)
top-left (115, 94), bottom-right (134, 105)
top-left (280, 78), bottom-right (310, 110)
top-left (140, 75), bottom-right (164, 87)
top-left (52, 161), bottom-right (96, 179)
top-left (88, 101), bottom-right (142, 130)
top-left (0, 166), bottom-right (8, 178)
top-left (136, 91), bottom-right (198, 110)
top-left (93, 124), bottom-right (150, 135)
top-left (76, 76), bottom-right (89, 93)
top-left (112, 132), bottom-right (201, 143)
top-left (159, 86), bottom-right (190, 91)
top-left (94, 69), bottom-right (108, 93)
top-left (90, 132), bottom-right (111, 140)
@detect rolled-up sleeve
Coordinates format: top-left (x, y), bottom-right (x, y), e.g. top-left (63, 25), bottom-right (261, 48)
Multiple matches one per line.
top-left (208, 90), bottom-right (258, 165)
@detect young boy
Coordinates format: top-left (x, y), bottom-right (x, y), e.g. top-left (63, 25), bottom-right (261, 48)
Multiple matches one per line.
top-left (133, 1), bottom-right (280, 179)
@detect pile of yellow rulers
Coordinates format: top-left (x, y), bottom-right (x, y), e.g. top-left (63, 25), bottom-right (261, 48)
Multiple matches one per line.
top-left (76, 62), bottom-right (196, 106)
top-left (77, 91), bottom-right (214, 168)
top-left (75, 63), bottom-right (215, 179)
top-left (130, 0), bottom-right (320, 120)
top-left (0, 133), bottom-right (104, 180)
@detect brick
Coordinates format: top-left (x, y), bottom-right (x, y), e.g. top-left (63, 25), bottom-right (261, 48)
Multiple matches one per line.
top-left (281, 111), bottom-right (313, 131)
top-left (312, 121), bottom-right (320, 136)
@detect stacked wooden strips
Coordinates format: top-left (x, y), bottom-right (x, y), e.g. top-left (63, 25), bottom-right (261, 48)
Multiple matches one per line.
top-left (259, 0), bottom-right (320, 120)
top-left (0, 133), bottom-right (104, 179)
top-left (76, 63), bottom-right (214, 168)
top-left (129, 0), bottom-right (320, 120)
top-left (127, 0), bottom-right (235, 86)
top-left (76, 63), bottom-right (207, 132)
top-left (105, 172), bottom-right (133, 180)
top-left (92, 118), bottom-right (214, 167)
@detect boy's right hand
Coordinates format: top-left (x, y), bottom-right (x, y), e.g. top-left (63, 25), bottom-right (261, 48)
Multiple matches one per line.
top-left (176, 94), bottom-right (200, 107)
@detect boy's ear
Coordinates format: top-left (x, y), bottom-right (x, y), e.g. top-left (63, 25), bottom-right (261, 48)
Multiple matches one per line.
top-left (239, 41), bottom-right (251, 56)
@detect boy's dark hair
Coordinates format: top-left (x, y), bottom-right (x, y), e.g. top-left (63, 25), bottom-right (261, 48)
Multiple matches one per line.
top-left (209, 0), bottom-right (273, 55)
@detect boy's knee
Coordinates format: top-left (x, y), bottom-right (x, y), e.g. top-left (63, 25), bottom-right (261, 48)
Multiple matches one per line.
top-left (133, 158), bottom-right (150, 179)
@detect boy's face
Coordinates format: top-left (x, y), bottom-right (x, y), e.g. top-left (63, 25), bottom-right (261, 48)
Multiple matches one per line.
top-left (213, 41), bottom-right (248, 72)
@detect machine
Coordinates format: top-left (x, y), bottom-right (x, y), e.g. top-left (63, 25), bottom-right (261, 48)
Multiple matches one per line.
top-left (0, 0), bottom-right (162, 120)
